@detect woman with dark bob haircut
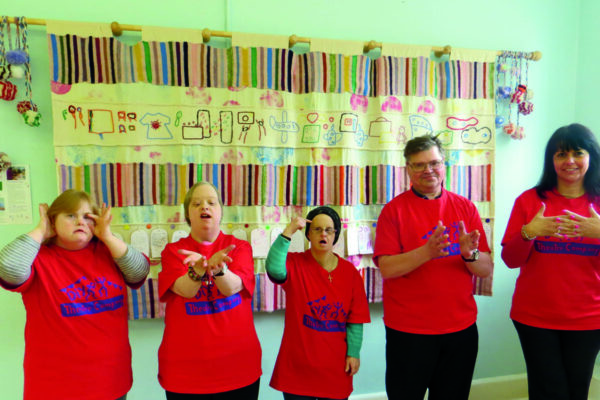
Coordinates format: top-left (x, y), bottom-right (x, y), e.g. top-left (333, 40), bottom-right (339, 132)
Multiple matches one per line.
top-left (501, 123), bottom-right (600, 400)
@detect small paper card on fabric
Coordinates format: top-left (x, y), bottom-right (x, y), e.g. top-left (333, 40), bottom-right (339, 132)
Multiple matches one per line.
top-left (150, 228), bottom-right (169, 258)
top-left (270, 227), bottom-right (284, 245)
top-left (130, 229), bottom-right (150, 257)
top-left (232, 228), bottom-right (248, 241)
top-left (289, 231), bottom-right (305, 253)
top-left (171, 230), bottom-right (189, 243)
top-left (251, 228), bottom-right (269, 258)
top-left (333, 230), bottom-right (346, 257)
top-left (346, 225), bottom-right (360, 256)
top-left (358, 225), bottom-right (374, 254)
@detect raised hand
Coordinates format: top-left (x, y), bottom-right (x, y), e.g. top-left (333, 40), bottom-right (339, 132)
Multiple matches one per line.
top-left (424, 221), bottom-right (450, 260)
top-left (458, 220), bottom-right (480, 259)
top-left (206, 244), bottom-right (235, 275)
top-left (87, 203), bottom-right (113, 241)
top-left (178, 249), bottom-right (208, 269)
top-left (29, 203), bottom-right (55, 243)
top-left (282, 217), bottom-right (312, 238)
top-left (523, 203), bottom-right (562, 239)
top-left (559, 204), bottom-right (600, 239)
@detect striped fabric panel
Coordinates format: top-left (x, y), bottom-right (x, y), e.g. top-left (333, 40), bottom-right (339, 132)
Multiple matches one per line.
top-left (48, 34), bottom-right (495, 99)
top-left (59, 162), bottom-right (491, 206)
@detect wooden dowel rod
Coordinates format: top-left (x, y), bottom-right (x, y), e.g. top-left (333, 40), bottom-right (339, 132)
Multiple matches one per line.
top-left (6, 17), bottom-right (542, 61)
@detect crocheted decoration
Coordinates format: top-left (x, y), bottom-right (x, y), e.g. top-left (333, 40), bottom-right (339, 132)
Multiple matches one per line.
top-left (0, 16), bottom-right (39, 126)
top-left (0, 79), bottom-right (16, 100)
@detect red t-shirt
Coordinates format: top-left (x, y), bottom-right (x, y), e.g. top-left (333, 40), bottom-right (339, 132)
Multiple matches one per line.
top-left (1, 240), bottom-right (143, 400)
top-left (269, 251), bottom-right (371, 399)
top-left (373, 189), bottom-right (490, 334)
top-left (158, 232), bottom-right (262, 394)
top-left (502, 188), bottom-right (600, 330)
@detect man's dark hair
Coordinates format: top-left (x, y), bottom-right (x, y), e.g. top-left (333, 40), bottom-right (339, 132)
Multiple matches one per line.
top-left (403, 134), bottom-right (444, 161)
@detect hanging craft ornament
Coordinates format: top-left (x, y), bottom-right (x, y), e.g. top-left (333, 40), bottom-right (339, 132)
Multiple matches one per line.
top-left (0, 16), bottom-right (17, 98)
top-left (5, 17), bottom-right (28, 65)
top-left (14, 17), bottom-right (40, 126)
top-left (511, 84), bottom-right (527, 104)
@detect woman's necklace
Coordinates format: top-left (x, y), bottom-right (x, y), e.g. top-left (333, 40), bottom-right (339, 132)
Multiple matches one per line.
top-left (319, 254), bottom-right (338, 283)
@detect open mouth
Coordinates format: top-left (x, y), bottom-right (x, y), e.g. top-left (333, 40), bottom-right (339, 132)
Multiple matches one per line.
top-left (200, 213), bottom-right (211, 219)
top-left (319, 239), bottom-right (327, 244)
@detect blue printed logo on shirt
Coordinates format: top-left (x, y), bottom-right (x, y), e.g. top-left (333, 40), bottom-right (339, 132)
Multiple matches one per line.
top-left (60, 276), bottom-right (124, 317)
top-left (534, 240), bottom-right (600, 256)
top-left (422, 221), bottom-right (461, 257)
top-left (302, 295), bottom-right (348, 332)
top-left (184, 284), bottom-right (242, 315)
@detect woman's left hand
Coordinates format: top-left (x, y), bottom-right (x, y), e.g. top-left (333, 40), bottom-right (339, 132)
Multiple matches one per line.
top-left (345, 356), bottom-right (360, 376)
top-left (560, 205), bottom-right (600, 239)
top-left (88, 203), bottom-right (113, 241)
top-left (206, 244), bottom-right (235, 276)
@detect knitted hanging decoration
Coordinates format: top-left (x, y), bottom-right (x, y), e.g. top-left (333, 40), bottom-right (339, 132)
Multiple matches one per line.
top-left (0, 16), bottom-right (17, 101)
top-left (0, 17), bottom-right (40, 126)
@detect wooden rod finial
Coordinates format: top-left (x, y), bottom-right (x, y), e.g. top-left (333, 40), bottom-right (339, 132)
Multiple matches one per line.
top-left (202, 28), bottom-right (212, 43)
top-left (289, 34), bottom-right (298, 48)
top-left (111, 21), bottom-right (123, 37)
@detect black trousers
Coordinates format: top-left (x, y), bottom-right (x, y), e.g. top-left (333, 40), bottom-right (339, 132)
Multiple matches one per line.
top-left (165, 379), bottom-right (260, 400)
top-left (513, 320), bottom-right (600, 400)
top-left (385, 323), bottom-right (478, 400)
top-left (283, 392), bottom-right (347, 400)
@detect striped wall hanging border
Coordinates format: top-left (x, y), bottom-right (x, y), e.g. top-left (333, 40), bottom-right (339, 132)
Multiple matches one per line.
top-left (59, 162), bottom-right (492, 207)
top-left (48, 34), bottom-right (494, 100)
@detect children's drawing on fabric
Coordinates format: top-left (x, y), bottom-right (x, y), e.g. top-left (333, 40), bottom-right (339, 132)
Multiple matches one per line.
top-left (117, 110), bottom-right (137, 133)
top-left (350, 94), bottom-right (368, 113)
top-left (88, 109), bottom-right (115, 137)
top-left (185, 86), bottom-right (212, 104)
top-left (461, 127), bottom-right (492, 145)
top-left (261, 205), bottom-right (282, 223)
top-left (219, 111), bottom-right (233, 144)
top-left (409, 115), bottom-right (433, 137)
top-left (220, 149), bottom-right (244, 163)
top-left (67, 105), bottom-right (85, 129)
top-left (269, 111), bottom-right (299, 144)
top-left (368, 117), bottom-right (391, 138)
top-left (237, 111), bottom-right (258, 143)
top-left (339, 113), bottom-right (358, 132)
top-left (302, 124), bottom-right (321, 143)
top-left (447, 116), bottom-right (478, 130)
top-left (417, 100), bottom-right (435, 114)
top-left (395, 126), bottom-right (408, 145)
top-left (140, 113), bottom-right (172, 139)
top-left (51, 80), bottom-right (71, 95)
top-left (260, 90), bottom-right (284, 108)
top-left (254, 147), bottom-right (294, 165)
top-left (381, 96), bottom-right (402, 112)
top-left (353, 124), bottom-right (368, 147)
top-left (182, 109), bottom-right (211, 140)
top-left (324, 124), bottom-right (343, 146)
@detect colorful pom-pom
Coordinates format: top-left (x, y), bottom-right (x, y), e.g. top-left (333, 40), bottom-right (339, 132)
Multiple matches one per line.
top-left (6, 50), bottom-right (29, 65)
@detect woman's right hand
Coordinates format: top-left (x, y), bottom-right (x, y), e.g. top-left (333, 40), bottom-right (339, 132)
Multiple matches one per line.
top-left (29, 203), bottom-right (55, 243)
top-left (523, 203), bottom-right (562, 239)
top-left (282, 217), bottom-right (311, 238)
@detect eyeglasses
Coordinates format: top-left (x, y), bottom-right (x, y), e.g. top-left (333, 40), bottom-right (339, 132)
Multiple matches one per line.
top-left (311, 227), bottom-right (337, 235)
top-left (408, 160), bottom-right (445, 172)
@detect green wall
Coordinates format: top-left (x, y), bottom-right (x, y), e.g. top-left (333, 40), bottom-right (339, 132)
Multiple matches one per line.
top-left (0, 1), bottom-right (592, 399)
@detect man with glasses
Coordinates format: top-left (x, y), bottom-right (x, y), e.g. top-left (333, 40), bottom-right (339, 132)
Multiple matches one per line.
top-left (373, 134), bottom-right (493, 400)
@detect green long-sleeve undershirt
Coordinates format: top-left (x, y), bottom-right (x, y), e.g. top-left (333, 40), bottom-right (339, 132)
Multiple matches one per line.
top-left (266, 234), bottom-right (363, 358)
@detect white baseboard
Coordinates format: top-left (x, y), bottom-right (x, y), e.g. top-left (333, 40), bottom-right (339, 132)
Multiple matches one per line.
top-left (350, 374), bottom-right (600, 400)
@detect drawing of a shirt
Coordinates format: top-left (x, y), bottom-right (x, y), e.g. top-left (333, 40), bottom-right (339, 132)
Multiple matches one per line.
top-left (140, 113), bottom-right (173, 139)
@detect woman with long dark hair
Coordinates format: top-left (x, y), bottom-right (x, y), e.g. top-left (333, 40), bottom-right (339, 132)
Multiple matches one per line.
top-left (501, 123), bottom-right (600, 400)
